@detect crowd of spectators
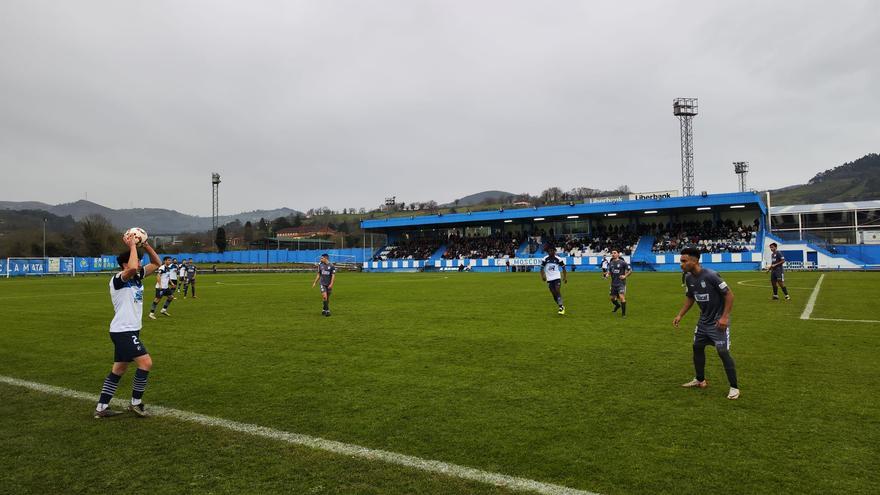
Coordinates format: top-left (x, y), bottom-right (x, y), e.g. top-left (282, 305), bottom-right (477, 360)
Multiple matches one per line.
top-left (562, 225), bottom-right (643, 256)
top-left (535, 225), bottom-right (644, 257)
top-left (442, 232), bottom-right (521, 259)
top-left (651, 219), bottom-right (757, 254)
top-left (373, 217), bottom-right (759, 260)
top-left (373, 238), bottom-right (442, 261)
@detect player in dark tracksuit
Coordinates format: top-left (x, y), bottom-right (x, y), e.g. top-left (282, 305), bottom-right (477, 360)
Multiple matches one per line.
top-left (605, 250), bottom-right (631, 317)
top-left (673, 247), bottom-right (740, 400)
top-left (312, 253), bottom-right (337, 317)
top-left (183, 259), bottom-right (197, 298)
top-left (768, 242), bottom-right (790, 300)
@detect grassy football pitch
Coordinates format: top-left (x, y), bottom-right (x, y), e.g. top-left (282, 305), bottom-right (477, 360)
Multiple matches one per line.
top-left (1, 270), bottom-right (878, 494)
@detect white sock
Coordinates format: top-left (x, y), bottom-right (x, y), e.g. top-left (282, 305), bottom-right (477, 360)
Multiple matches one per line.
top-left (131, 398), bottom-right (142, 406)
top-left (96, 403), bottom-right (108, 411)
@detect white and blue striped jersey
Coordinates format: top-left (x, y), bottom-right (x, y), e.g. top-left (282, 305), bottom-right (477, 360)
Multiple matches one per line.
top-left (541, 255), bottom-right (565, 282)
top-left (155, 265), bottom-right (171, 289)
top-left (109, 267), bottom-right (145, 333)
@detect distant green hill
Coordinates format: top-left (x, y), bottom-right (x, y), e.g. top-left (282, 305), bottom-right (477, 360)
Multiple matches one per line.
top-left (771, 153), bottom-right (880, 205)
top-left (0, 199), bottom-right (301, 234)
top-left (443, 190), bottom-right (516, 207)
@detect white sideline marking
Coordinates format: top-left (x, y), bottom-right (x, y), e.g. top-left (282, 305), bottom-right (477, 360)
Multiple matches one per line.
top-left (214, 281), bottom-right (283, 286)
top-left (0, 375), bottom-right (598, 495)
top-left (807, 317), bottom-right (880, 324)
top-left (735, 279), bottom-right (812, 290)
top-left (799, 274), bottom-right (825, 320)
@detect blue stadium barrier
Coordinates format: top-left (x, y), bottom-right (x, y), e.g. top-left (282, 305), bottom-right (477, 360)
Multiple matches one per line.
top-left (2, 256), bottom-right (118, 277)
top-left (1, 249), bottom-right (370, 277)
top-left (139, 248), bottom-right (367, 266)
top-left (833, 244), bottom-right (880, 265)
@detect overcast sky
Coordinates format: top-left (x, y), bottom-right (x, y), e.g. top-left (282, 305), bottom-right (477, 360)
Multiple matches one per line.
top-left (1, 1), bottom-right (877, 216)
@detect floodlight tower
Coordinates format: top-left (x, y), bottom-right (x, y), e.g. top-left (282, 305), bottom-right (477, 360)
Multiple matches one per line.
top-left (734, 161), bottom-right (749, 192)
top-left (212, 173), bottom-right (221, 234)
top-left (673, 98), bottom-right (698, 196)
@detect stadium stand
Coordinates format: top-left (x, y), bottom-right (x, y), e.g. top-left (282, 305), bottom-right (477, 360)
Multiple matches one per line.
top-left (557, 225), bottom-right (644, 257)
top-left (442, 232), bottom-right (521, 259)
top-left (652, 219), bottom-right (758, 254)
top-left (373, 238), bottom-right (443, 261)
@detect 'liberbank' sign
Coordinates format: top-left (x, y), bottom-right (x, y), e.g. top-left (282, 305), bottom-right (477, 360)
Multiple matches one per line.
top-left (589, 190), bottom-right (678, 203)
top-left (633, 190), bottom-right (679, 200)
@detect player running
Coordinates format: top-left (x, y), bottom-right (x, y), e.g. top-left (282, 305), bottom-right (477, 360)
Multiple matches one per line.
top-left (312, 253), bottom-right (336, 316)
top-left (673, 247), bottom-right (740, 400)
top-left (94, 235), bottom-right (162, 418)
top-left (767, 242), bottom-right (790, 300)
top-left (169, 258), bottom-right (180, 293)
top-left (540, 246), bottom-right (567, 315)
top-left (176, 259), bottom-right (186, 293)
top-left (605, 249), bottom-right (631, 317)
top-left (148, 257), bottom-right (175, 319)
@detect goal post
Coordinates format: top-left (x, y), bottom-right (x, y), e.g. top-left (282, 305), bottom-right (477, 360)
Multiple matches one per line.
top-left (5, 257), bottom-right (77, 278)
top-left (322, 254), bottom-right (358, 267)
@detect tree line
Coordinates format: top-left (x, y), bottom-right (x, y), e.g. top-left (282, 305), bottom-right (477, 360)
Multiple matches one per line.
top-left (0, 210), bottom-right (122, 258)
top-left (0, 184), bottom-right (632, 257)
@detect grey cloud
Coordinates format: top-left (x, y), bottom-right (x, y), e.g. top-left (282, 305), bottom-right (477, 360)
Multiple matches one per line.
top-left (0, 1), bottom-right (877, 215)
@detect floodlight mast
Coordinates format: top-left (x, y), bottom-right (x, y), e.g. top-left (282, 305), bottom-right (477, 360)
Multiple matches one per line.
top-left (734, 161), bottom-right (749, 192)
top-left (212, 173), bottom-right (221, 235)
top-left (673, 98), bottom-right (698, 196)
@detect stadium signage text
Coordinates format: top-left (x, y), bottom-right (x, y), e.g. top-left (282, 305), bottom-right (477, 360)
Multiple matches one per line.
top-left (589, 190), bottom-right (679, 204)
top-left (588, 195), bottom-right (630, 204)
top-left (633, 190), bottom-right (679, 200)
top-left (503, 258), bottom-right (545, 266)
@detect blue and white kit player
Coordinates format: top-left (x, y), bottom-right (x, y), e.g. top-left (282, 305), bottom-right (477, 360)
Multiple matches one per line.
top-left (94, 235), bottom-right (162, 418)
top-left (149, 257), bottom-right (175, 319)
top-left (540, 246), bottom-right (567, 315)
top-left (168, 258), bottom-right (179, 290)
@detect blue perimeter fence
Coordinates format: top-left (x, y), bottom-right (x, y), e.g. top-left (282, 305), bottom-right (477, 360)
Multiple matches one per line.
top-left (2, 248), bottom-right (369, 277)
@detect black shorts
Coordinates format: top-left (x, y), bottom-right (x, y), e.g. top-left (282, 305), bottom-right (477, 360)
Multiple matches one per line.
top-left (693, 325), bottom-right (731, 351)
top-left (770, 271), bottom-right (784, 283)
top-left (610, 284), bottom-right (626, 296)
top-left (547, 279), bottom-right (561, 291)
top-left (186, 278), bottom-right (195, 285)
top-left (320, 284), bottom-right (332, 295)
top-left (155, 288), bottom-right (174, 298)
top-left (110, 331), bottom-right (148, 362)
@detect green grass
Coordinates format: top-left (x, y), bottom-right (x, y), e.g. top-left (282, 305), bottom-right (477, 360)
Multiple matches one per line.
top-left (1, 271), bottom-right (878, 494)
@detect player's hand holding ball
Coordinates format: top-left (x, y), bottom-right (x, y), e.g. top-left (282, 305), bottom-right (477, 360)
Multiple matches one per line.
top-left (123, 227), bottom-right (148, 247)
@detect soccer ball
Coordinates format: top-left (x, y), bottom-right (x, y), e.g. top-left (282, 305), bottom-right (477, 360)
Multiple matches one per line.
top-left (124, 227), bottom-right (148, 246)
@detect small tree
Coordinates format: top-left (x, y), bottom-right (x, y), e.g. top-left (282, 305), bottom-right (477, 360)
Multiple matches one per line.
top-left (215, 227), bottom-right (228, 253)
top-left (271, 216), bottom-right (291, 232)
top-left (243, 221), bottom-right (254, 243)
top-left (79, 214), bottom-right (118, 256)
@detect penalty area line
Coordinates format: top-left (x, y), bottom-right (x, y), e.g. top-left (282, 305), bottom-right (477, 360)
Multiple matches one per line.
top-left (799, 274), bottom-right (825, 320)
top-left (0, 375), bottom-right (598, 495)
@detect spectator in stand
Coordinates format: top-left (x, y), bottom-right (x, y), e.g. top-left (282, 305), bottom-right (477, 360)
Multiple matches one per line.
top-left (374, 238), bottom-right (443, 261)
top-left (652, 219), bottom-right (756, 254)
top-left (442, 232), bottom-right (521, 259)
